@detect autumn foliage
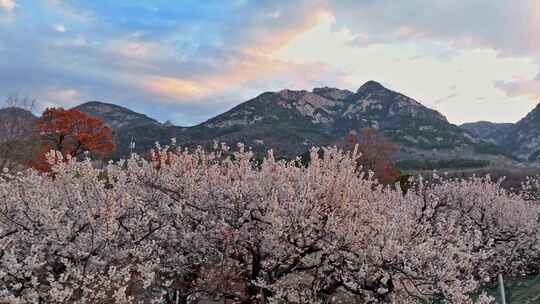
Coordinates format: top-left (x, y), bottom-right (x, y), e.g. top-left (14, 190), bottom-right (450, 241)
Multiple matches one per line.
top-left (31, 108), bottom-right (115, 171)
top-left (341, 127), bottom-right (400, 184)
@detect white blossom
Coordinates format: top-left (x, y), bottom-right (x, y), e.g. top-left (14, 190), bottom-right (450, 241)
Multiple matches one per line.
top-left (0, 145), bottom-right (538, 303)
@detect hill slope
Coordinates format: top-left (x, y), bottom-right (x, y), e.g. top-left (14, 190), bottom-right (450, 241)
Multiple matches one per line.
top-left (2, 81), bottom-right (521, 164)
top-left (73, 101), bottom-right (171, 157)
top-left (460, 121), bottom-right (514, 146)
top-left (504, 104), bottom-right (540, 162)
top-left (0, 107), bottom-right (39, 169)
top-left (460, 103), bottom-right (540, 162)
top-left (187, 81), bottom-right (475, 157)
top-left (0, 107), bottom-right (38, 142)
top-left (74, 101), bottom-right (160, 130)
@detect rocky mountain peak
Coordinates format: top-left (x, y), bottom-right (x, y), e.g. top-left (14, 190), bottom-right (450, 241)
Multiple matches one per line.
top-left (312, 87), bottom-right (353, 101)
top-left (352, 80), bottom-right (420, 108)
top-left (356, 80), bottom-right (386, 94)
top-left (276, 89), bottom-right (307, 101)
top-left (345, 80), bottom-right (431, 117)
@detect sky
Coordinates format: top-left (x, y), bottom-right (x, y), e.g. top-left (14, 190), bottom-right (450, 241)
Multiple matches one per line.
top-left (1, 0), bottom-right (540, 126)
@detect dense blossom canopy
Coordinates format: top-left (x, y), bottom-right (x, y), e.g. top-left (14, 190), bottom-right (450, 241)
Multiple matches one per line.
top-left (0, 144), bottom-right (539, 303)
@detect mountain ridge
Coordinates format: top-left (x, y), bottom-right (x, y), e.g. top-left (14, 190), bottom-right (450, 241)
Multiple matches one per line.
top-left (116, 80), bottom-right (478, 159)
top-left (2, 81), bottom-right (539, 164)
top-left (504, 103), bottom-right (540, 162)
top-left (74, 101), bottom-right (160, 130)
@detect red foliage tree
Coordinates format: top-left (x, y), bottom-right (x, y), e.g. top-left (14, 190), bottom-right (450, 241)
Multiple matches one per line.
top-left (341, 128), bottom-right (400, 184)
top-left (32, 108), bottom-right (115, 171)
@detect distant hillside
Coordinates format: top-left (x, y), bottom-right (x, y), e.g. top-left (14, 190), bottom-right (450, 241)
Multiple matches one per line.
top-left (460, 103), bottom-right (540, 162)
top-left (0, 107), bottom-right (39, 169)
top-left (504, 103), bottom-right (540, 162)
top-left (47, 81), bottom-right (517, 164)
top-left (4, 81), bottom-right (537, 166)
top-left (0, 107), bottom-right (38, 142)
top-left (74, 101), bottom-right (160, 130)
top-left (73, 101), bottom-right (171, 157)
top-left (460, 121), bottom-right (514, 146)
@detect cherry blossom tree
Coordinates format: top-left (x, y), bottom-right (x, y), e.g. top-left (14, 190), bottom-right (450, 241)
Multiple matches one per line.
top-left (0, 143), bottom-right (539, 303)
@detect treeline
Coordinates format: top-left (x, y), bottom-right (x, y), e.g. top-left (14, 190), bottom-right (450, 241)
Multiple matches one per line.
top-left (396, 158), bottom-right (491, 171)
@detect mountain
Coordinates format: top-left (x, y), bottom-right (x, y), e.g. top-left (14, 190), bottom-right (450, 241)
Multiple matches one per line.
top-left (71, 82), bottom-right (483, 160)
top-left (1, 81), bottom-right (518, 165)
top-left (504, 104), bottom-right (540, 162)
top-left (333, 81), bottom-right (473, 149)
top-left (74, 102), bottom-right (172, 157)
top-left (191, 81), bottom-right (475, 157)
top-left (460, 121), bottom-right (514, 146)
top-left (0, 107), bottom-right (40, 169)
top-left (74, 101), bottom-right (160, 130)
top-left (460, 103), bottom-right (540, 162)
top-left (192, 88), bottom-right (346, 156)
top-left (0, 107), bottom-right (38, 142)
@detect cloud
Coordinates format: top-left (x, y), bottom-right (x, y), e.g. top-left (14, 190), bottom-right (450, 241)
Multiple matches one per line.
top-left (495, 74), bottom-right (540, 100)
top-left (143, 77), bottom-right (206, 100)
top-left (0, 0), bottom-right (15, 13)
top-left (141, 45), bottom-right (348, 102)
top-left (0, 1), bottom-right (348, 125)
top-left (45, 0), bottom-right (93, 23)
top-left (47, 88), bottom-right (80, 103)
top-left (325, 0), bottom-right (540, 57)
top-left (2, 0), bottom-right (540, 126)
top-left (106, 39), bottom-right (166, 60)
top-left (53, 24), bottom-right (66, 32)
top-left (143, 59), bottom-right (347, 101)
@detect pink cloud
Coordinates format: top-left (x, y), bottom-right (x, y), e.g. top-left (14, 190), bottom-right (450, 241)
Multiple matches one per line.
top-left (495, 75), bottom-right (540, 100)
top-left (142, 50), bottom-right (348, 101)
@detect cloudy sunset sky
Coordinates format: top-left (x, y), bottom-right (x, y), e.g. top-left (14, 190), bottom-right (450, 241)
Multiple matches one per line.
top-left (1, 0), bottom-right (539, 125)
